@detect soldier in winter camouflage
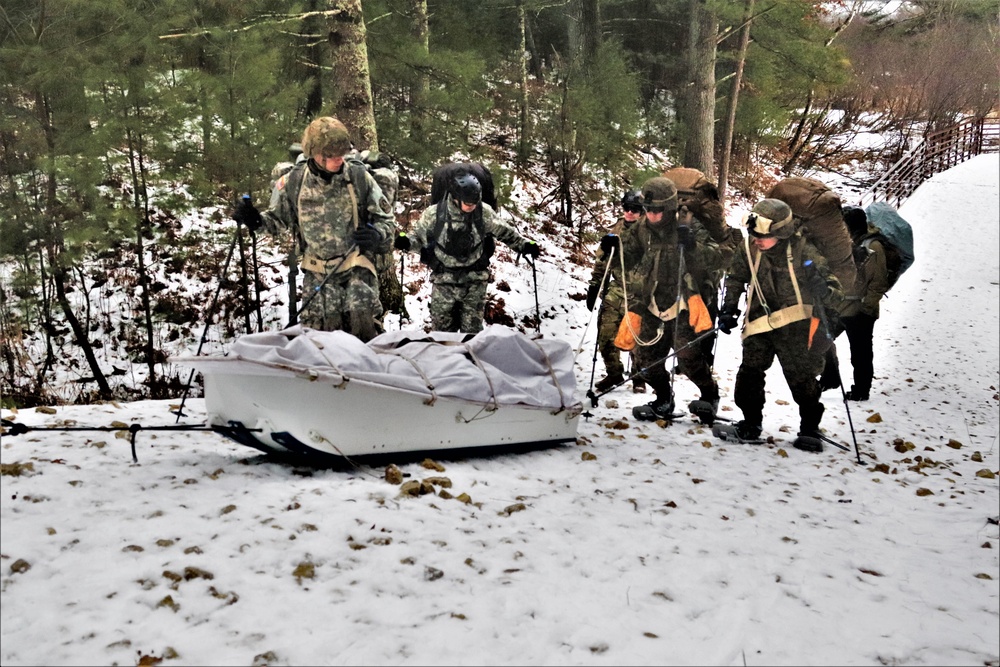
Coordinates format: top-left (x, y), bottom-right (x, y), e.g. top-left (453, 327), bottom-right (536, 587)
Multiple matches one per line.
top-left (233, 117), bottom-right (396, 342)
top-left (395, 172), bottom-right (541, 333)
top-left (586, 190), bottom-right (646, 393)
top-left (608, 177), bottom-right (726, 424)
top-left (715, 198), bottom-right (844, 451)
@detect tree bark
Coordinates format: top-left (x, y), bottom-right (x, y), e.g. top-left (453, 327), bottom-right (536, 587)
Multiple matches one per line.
top-left (517, 0), bottom-right (530, 165)
top-left (325, 0), bottom-right (378, 150)
top-left (718, 0), bottom-right (754, 202)
top-left (580, 0), bottom-right (601, 68)
top-left (408, 0), bottom-right (429, 138)
top-left (683, 0), bottom-right (718, 176)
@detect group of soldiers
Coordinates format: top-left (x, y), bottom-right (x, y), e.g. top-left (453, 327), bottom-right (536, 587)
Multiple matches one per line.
top-left (585, 173), bottom-right (891, 452)
top-left (233, 116), bottom-right (890, 453)
top-left (233, 116), bottom-right (542, 342)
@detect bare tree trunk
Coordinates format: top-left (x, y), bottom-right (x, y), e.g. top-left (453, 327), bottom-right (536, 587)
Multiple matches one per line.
top-left (718, 0), bottom-right (754, 202)
top-left (517, 0), bottom-right (530, 165)
top-left (580, 0), bottom-right (601, 68)
top-left (408, 0), bottom-right (429, 137)
top-left (683, 0), bottom-right (718, 175)
top-left (325, 0), bottom-right (378, 150)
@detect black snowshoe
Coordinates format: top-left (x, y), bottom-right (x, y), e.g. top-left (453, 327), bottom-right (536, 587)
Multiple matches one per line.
top-left (594, 372), bottom-right (625, 393)
top-left (688, 398), bottom-right (720, 425)
top-left (712, 421), bottom-right (765, 444)
top-left (792, 430), bottom-right (825, 452)
top-left (632, 398), bottom-right (680, 422)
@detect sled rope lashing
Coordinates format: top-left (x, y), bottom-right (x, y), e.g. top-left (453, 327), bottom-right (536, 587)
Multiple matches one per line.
top-left (396, 353), bottom-right (439, 406)
top-left (303, 431), bottom-right (383, 479)
top-left (459, 343), bottom-right (500, 421)
top-left (306, 336), bottom-right (349, 388)
top-left (527, 337), bottom-right (569, 415)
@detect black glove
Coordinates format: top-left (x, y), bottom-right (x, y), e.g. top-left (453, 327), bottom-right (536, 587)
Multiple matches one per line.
top-left (804, 271), bottom-right (829, 301)
top-left (717, 306), bottom-right (740, 335)
top-left (677, 225), bottom-right (695, 250)
top-left (394, 233), bottom-right (411, 251)
top-left (522, 241), bottom-right (541, 258)
top-left (352, 224), bottom-right (383, 252)
top-left (586, 283), bottom-right (600, 311)
top-left (599, 234), bottom-right (618, 254)
top-left (233, 195), bottom-right (263, 232)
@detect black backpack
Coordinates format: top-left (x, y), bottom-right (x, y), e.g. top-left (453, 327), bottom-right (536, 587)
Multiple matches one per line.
top-left (430, 161), bottom-right (498, 210)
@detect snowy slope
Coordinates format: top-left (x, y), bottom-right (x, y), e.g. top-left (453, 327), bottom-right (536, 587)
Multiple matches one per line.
top-left (1, 155), bottom-right (997, 666)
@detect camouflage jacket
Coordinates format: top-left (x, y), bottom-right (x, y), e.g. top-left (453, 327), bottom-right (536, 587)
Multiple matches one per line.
top-left (588, 216), bottom-right (640, 307)
top-left (723, 233), bottom-right (844, 320)
top-left (262, 161), bottom-right (395, 261)
top-left (619, 214), bottom-right (725, 316)
top-left (409, 196), bottom-right (531, 284)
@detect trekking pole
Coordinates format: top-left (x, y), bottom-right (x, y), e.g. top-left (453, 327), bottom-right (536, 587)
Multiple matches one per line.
top-left (173, 220), bottom-right (241, 422)
top-left (586, 248), bottom-right (615, 393)
top-left (585, 326), bottom-right (719, 408)
top-left (294, 244), bottom-right (359, 321)
top-left (249, 228), bottom-right (263, 332)
top-left (398, 252), bottom-right (406, 329)
top-left (530, 255), bottom-right (541, 336)
top-left (804, 260), bottom-right (863, 464)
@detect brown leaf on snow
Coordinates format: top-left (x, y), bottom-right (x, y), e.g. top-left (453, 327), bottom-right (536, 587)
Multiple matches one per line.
top-left (421, 458), bottom-right (446, 472)
top-left (971, 452), bottom-right (984, 462)
top-left (946, 439), bottom-right (963, 449)
top-left (604, 419), bottom-right (630, 430)
top-left (915, 488), bottom-right (934, 496)
top-left (0, 462), bottom-right (35, 477)
top-left (867, 413), bottom-right (883, 423)
top-left (292, 562), bottom-right (315, 582)
top-left (775, 399), bottom-right (789, 405)
top-left (975, 469), bottom-right (996, 479)
top-left (35, 406), bottom-right (57, 415)
top-left (582, 451), bottom-right (597, 460)
top-left (9, 559), bottom-right (31, 574)
top-left (500, 503), bottom-right (527, 516)
top-left (974, 573), bottom-right (994, 580)
top-left (384, 464), bottom-right (403, 484)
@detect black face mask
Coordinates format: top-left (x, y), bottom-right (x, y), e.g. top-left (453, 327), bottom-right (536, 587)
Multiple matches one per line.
top-left (307, 158), bottom-right (343, 182)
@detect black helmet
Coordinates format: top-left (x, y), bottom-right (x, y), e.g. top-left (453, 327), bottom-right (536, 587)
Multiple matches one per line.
top-left (450, 173), bottom-right (482, 205)
top-left (842, 205), bottom-right (868, 238)
top-left (621, 190), bottom-right (643, 209)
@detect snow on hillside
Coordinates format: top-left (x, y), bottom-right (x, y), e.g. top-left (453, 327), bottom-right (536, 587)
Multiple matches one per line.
top-left (1, 155), bottom-right (997, 666)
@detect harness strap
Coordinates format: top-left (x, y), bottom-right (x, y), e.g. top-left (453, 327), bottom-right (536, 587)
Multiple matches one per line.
top-left (302, 250), bottom-right (376, 277)
top-left (742, 239), bottom-right (812, 339)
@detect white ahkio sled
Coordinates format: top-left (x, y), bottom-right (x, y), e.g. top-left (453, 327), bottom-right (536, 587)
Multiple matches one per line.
top-left (173, 325), bottom-right (582, 461)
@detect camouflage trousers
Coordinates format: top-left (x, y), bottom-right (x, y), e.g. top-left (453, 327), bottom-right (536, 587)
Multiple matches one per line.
top-left (429, 279), bottom-right (489, 333)
top-left (734, 319), bottom-right (832, 431)
top-left (632, 312), bottom-right (718, 403)
top-left (595, 297), bottom-right (639, 380)
top-left (300, 266), bottom-right (383, 342)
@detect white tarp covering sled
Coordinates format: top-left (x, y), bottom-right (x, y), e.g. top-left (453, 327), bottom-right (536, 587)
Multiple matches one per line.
top-left (173, 325), bottom-right (582, 459)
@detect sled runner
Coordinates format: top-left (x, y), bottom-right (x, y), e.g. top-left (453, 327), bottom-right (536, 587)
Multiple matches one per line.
top-left (174, 325), bottom-right (582, 460)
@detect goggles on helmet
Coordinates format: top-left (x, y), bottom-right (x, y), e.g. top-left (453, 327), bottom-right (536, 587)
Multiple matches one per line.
top-left (743, 211), bottom-right (791, 237)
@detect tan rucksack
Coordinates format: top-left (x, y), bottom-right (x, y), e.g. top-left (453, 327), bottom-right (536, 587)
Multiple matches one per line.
top-left (662, 167), bottom-right (729, 244)
top-left (767, 177), bottom-right (857, 293)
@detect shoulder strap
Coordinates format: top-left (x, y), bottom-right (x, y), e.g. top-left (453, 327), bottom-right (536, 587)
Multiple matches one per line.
top-left (345, 158), bottom-right (370, 227)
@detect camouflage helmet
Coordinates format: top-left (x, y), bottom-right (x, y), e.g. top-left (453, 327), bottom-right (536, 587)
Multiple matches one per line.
top-left (301, 117), bottom-right (352, 159)
top-left (746, 198), bottom-right (795, 239)
top-left (640, 177), bottom-right (678, 213)
top-left (621, 189), bottom-right (643, 209)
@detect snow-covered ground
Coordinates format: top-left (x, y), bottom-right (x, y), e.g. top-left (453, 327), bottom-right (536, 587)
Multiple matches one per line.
top-left (1, 155), bottom-right (997, 666)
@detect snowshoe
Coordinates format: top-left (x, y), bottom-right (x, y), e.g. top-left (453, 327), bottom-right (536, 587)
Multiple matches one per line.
top-left (845, 386), bottom-right (869, 401)
top-left (632, 399), bottom-right (678, 422)
top-left (594, 372), bottom-right (625, 393)
top-left (712, 421), bottom-right (765, 444)
top-left (792, 431), bottom-right (825, 452)
top-left (688, 398), bottom-right (719, 425)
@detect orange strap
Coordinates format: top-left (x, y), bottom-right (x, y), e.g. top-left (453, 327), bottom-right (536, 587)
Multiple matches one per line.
top-left (687, 294), bottom-right (713, 334)
top-left (614, 311), bottom-right (642, 351)
top-left (808, 316), bottom-right (820, 349)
